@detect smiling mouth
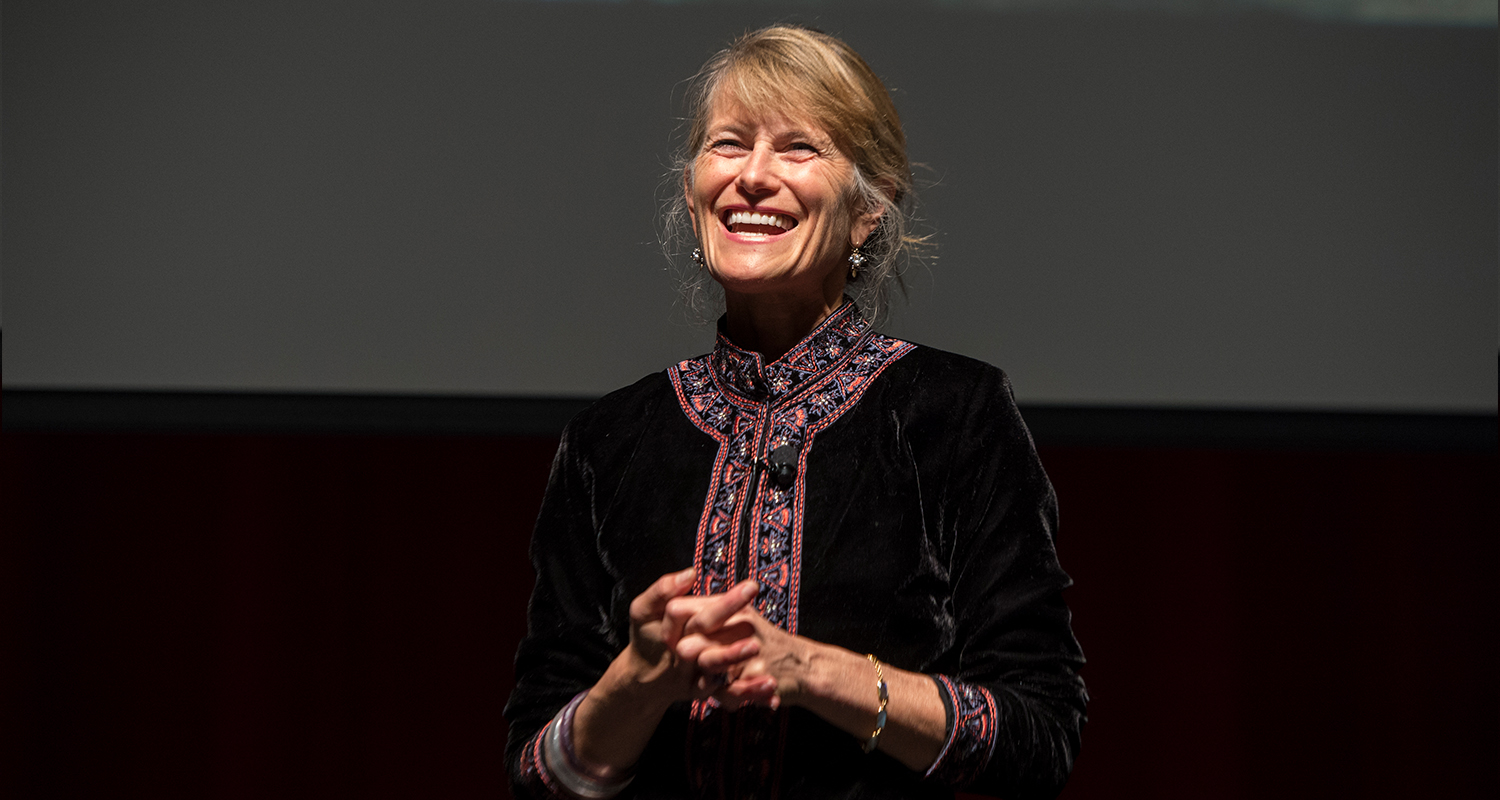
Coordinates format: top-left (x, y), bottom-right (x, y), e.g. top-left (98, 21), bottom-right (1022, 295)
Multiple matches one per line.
top-left (723, 209), bottom-right (797, 236)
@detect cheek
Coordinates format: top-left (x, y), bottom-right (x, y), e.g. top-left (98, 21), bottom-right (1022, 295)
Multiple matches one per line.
top-left (687, 183), bottom-right (713, 233)
top-left (813, 191), bottom-right (858, 242)
top-left (807, 175), bottom-right (858, 223)
top-left (692, 159), bottom-right (732, 196)
top-left (690, 177), bottom-right (725, 221)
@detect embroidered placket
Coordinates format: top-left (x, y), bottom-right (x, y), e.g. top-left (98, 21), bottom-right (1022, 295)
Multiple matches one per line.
top-left (668, 304), bottom-right (915, 800)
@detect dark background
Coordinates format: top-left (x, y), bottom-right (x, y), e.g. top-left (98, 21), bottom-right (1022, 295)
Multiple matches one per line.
top-left (5, 430), bottom-right (1495, 798)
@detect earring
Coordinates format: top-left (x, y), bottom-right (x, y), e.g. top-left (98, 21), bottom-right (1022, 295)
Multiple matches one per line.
top-left (847, 245), bottom-right (869, 280)
top-left (691, 247), bottom-right (706, 269)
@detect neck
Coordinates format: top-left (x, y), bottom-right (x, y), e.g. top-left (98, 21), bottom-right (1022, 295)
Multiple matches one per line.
top-left (722, 286), bottom-right (846, 363)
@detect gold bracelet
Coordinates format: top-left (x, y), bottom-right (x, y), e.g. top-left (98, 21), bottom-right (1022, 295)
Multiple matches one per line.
top-left (863, 654), bottom-right (889, 753)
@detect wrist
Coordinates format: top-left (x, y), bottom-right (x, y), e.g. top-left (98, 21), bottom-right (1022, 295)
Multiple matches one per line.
top-left (544, 691), bottom-right (636, 798)
top-left (571, 658), bottom-right (674, 776)
top-left (783, 639), bottom-right (844, 708)
top-left (788, 645), bottom-right (891, 743)
top-left (600, 649), bottom-right (678, 715)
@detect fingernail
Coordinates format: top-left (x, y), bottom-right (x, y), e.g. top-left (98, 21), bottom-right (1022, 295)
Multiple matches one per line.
top-left (741, 581), bottom-right (759, 599)
top-left (677, 567), bottom-right (696, 584)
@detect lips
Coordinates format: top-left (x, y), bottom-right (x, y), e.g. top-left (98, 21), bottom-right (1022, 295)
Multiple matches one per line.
top-left (723, 209), bottom-right (797, 236)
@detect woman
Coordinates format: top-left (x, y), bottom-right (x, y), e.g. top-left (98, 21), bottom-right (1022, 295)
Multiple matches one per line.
top-left (506, 25), bottom-right (1085, 800)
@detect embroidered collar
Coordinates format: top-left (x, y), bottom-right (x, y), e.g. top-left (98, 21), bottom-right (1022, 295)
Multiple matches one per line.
top-left (708, 300), bottom-right (872, 403)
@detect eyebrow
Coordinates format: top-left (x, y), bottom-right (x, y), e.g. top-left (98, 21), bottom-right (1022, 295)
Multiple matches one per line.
top-left (707, 124), bottom-right (828, 144)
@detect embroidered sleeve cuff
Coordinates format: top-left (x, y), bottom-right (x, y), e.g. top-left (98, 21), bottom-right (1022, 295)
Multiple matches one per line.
top-left (515, 721), bottom-right (570, 800)
top-left (924, 674), bottom-right (999, 788)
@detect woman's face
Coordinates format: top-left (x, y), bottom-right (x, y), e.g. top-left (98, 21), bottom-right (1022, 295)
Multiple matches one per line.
top-left (687, 93), bottom-right (880, 300)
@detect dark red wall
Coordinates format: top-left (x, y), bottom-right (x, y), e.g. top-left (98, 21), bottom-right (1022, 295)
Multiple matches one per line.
top-left (5, 434), bottom-right (1495, 798)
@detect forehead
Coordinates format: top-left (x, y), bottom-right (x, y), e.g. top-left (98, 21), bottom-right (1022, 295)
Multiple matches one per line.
top-left (703, 88), bottom-right (833, 142)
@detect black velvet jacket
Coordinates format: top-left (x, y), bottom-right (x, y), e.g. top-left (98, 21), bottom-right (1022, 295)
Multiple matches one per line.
top-left (505, 303), bottom-right (1086, 800)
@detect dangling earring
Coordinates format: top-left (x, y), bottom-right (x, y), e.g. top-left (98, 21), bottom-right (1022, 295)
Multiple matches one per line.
top-left (691, 247), bottom-right (706, 269)
top-left (847, 244), bottom-right (869, 280)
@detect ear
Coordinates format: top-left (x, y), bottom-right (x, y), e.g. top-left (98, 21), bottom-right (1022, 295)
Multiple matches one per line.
top-left (851, 176), bottom-right (896, 247)
top-left (852, 203), bottom-right (884, 248)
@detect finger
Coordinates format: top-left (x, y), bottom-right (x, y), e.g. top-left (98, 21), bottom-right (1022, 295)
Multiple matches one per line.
top-left (662, 595), bottom-right (713, 647)
top-left (682, 580), bottom-right (759, 636)
top-left (674, 621), bottom-right (756, 663)
top-left (629, 567), bottom-right (696, 623)
top-left (665, 589), bottom-right (760, 641)
top-left (666, 599), bottom-right (754, 636)
top-left (717, 676), bottom-right (777, 709)
top-left (675, 632), bottom-right (715, 663)
top-left (711, 619), bottom-right (756, 642)
top-left (722, 603), bottom-right (768, 627)
top-left (697, 639), bottom-right (760, 673)
top-left (664, 595), bottom-right (713, 618)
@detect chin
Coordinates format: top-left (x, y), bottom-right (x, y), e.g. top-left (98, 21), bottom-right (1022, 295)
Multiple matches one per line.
top-left (712, 272), bottom-right (783, 294)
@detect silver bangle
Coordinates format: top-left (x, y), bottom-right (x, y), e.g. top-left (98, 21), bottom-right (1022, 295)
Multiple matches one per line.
top-left (541, 692), bottom-right (635, 799)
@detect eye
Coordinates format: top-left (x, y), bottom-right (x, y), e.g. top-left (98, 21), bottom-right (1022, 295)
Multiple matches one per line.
top-left (784, 141), bottom-right (821, 160)
top-left (708, 138), bottom-right (747, 153)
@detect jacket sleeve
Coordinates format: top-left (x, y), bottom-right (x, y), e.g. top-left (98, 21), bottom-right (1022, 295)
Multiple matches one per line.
top-left (504, 421), bottom-right (625, 800)
top-left (921, 368), bottom-right (1088, 800)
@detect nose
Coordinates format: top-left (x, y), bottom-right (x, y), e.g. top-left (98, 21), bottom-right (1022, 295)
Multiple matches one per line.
top-left (735, 143), bottom-right (780, 197)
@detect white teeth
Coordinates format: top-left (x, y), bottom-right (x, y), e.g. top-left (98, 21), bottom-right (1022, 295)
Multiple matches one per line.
top-left (727, 210), bottom-right (793, 230)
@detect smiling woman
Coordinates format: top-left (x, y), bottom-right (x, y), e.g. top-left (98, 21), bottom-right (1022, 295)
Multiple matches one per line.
top-left (667, 25), bottom-right (923, 336)
top-left (688, 97), bottom-right (881, 358)
top-left (505, 24), bottom-right (1086, 800)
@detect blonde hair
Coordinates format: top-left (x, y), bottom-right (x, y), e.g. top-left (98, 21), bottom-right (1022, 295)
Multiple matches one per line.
top-left (663, 25), bottom-right (926, 324)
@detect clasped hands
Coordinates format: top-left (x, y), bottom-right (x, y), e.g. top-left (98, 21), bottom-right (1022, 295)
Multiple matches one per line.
top-left (628, 567), bottom-right (809, 711)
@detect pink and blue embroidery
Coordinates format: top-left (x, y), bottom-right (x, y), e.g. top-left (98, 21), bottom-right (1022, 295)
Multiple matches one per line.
top-left (515, 722), bottom-right (567, 800)
top-left (668, 303), bottom-right (915, 799)
top-left (928, 675), bottom-right (1000, 788)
